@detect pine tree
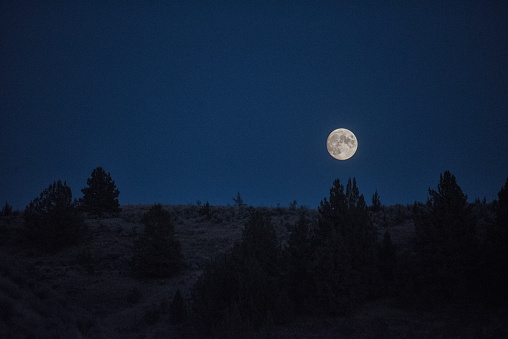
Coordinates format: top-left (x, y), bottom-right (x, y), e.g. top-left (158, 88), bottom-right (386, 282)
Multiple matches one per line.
top-left (131, 204), bottom-right (183, 278)
top-left (286, 214), bottom-right (313, 314)
top-left (232, 192), bottom-right (245, 207)
top-left (24, 181), bottom-right (84, 252)
top-left (191, 209), bottom-right (286, 333)
top-left (497, 176), bottom-right (508, 230)
top-left (378, 231), bottom-right (396, 295)
top-left (80, 167), bottom-right (121, 218)
top-left (371, 189), bottom-right (382, 212)
top-left (414, 171), bottom-right (477, 302)
top-left (482, 176), bottom-right (508, 306)
top-left (312, 178), bottom-right (378, 315)
top-left (2, 201), bottom-right (12, 216)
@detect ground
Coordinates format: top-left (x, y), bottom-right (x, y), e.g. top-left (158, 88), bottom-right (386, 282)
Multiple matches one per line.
top-left (0, 204), bottom-right (506, 338)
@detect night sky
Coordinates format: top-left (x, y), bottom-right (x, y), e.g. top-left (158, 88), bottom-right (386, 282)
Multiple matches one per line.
top-left (1, 1), bottom-right (507, 211)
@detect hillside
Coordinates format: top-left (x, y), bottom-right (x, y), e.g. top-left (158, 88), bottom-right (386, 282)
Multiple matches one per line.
top-left (0, 203), bottom-right (505, 338)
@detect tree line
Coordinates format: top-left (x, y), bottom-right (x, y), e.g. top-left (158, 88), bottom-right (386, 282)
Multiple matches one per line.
top-left (191, 171), bottom-right (508, 336)
top-left (10, 167), bottom-right (508, 335)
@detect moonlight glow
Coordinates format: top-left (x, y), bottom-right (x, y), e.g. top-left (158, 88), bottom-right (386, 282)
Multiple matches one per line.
top-left (326, 128), bottom-right (358, 160)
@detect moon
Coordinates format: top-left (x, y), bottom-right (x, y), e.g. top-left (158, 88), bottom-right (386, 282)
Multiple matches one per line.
top-left (326, 128), bottom-right (358, 160)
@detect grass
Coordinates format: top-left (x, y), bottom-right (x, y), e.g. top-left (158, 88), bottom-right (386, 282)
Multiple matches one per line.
top-left (0, 203), bottom-right (505, 338)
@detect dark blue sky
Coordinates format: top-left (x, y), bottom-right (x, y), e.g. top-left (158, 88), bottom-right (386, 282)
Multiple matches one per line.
top-left (1, 1), bottom-right (507, 210)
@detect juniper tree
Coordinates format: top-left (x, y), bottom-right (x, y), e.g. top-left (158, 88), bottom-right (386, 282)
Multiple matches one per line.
top-left (378, 231), bottom-right (396, 295)
top-left (413, 171), bottom-right (477, 302)
top-left (2, 201), bottom-right (12, 216)
top-left (312, 178), bottom-right (378, 315)
top-left (232, 192), bottom-right (245, 207)
top-left (371, 189), bottom-right (381, 212)
top-left (286, 214), bottom-right (314, 314)
top-left (131, 204), bottom-right (183, 278)
top-left (80, 167), bottom-right (121, 218)
top-left (497, 176), bottom-right (508, 230)
top-left (481, 176), bottom-right (508, 306)
top-left (192, 209), bottom-right (288, 334)
top-left (24, 181), bottom-right (84, 252)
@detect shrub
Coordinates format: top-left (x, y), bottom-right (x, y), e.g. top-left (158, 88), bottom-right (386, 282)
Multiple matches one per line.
top-left (131, 204), bottom-right (183, 278)
top-left (80, 167), bottom-right (121, 218)
top-left (23, 181), bottom-right (84, 252)
top-left (125, 288), bottom-right (143, 305)
top-left (76, 239), bottom-right (95, 275)
top-left (170, 289), bottom-right (187, 325)
top-left (199, 201), bottom-right (211, 219)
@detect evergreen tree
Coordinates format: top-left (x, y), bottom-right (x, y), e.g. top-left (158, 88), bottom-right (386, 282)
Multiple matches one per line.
top-left (24, 181), bottom-right (84, 252)
top-left (378, 231), bottom-right (396, 295)
top-left (192, 209), bottom-right (287, 334)
top-left (413, 171), bottom-right (477, 302)
top-left (497, 176), bottom-right (508, 230)
top-left (131, 204), bottom-right (183, 278)
top-left (286, 214), bottom-right (313, 315)
top-left (232, 192), bottom-right (245, 207)
top-left (482, 176), bottom-right (508, 306)
top-left (312, 178), bottom-right (378, 315)
top-left (371, 189), bottom-right (382, 212)
top-left (2, 201), bottom-right (12, 216)
top-left (80, 167), bottom-right (121, 218)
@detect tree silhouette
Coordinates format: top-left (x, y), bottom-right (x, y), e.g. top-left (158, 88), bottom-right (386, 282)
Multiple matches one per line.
top-left (80, 167), bottom-right (121, 218)
top-left (2, 201), bottom-right (12, 216)
top-left (23, 181), bottom-right (84, 252)
top-left (497, 176), bottom-right (508, 230)
top-left (131, 204), bottom-right (183, 278)
top-left (378, 231), bottom-right (396, 295)
top-left (481, 176), bottom-right (508, 306)
top-left (232, 192), bottom-right (245, 207)
top-left (192, 209), bottom-right (287, 334)
top-left (413, 171), bottom-right (477, 302)
top-left (312, 178), bottom-right (378, 315)
top-left (371, 189), bottom-right (382, 212)
top-left (286, 214), bottom-right (314, 315)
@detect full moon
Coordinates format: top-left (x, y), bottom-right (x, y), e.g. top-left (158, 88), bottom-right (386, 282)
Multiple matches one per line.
top-left (326, 128), bottom-right (358, 160)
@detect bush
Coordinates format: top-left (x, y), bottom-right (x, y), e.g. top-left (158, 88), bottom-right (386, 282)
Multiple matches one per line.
top-left (125, 288), bottom-right (143, 305)
top-left (131, 204), bottom-right (183, 278)
top-left (23, 181), bottom-right (84, 252)
top-left (170, 289), bottom-right (187, 325)
top-left (199, 201), bottom-right (211, 219)
top-left (80, 167), bottom-right (121, 218)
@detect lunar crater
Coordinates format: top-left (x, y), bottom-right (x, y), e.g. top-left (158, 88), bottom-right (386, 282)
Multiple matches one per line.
top-left (326, 128), bottom-right (357, 160)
